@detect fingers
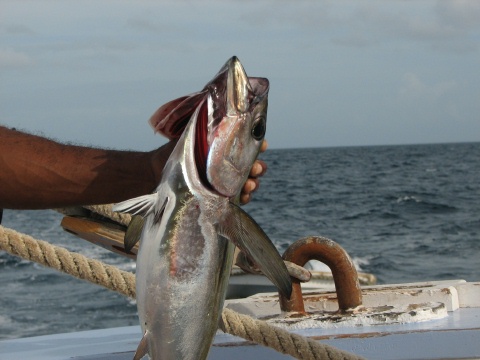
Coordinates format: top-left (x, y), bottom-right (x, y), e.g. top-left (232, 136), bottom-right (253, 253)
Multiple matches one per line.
top-left (250, 160), bottom-right (267, 178)
top-left (239, 192), bottom-right (252, 205)
top-left (240, 161), bottom-right (267, 204)
top-left (243, 178), bottom-right (259, 194)
top-left (239, 178), bottom-right (258, 204)
top-left (250, 140), bottom-right (268, 179)
top-left (240, 140), bottom-right (269, 205)
top-left (284, 261), bottom-right (312, 282)
top-left (260, 139), bottom-right (268, 153)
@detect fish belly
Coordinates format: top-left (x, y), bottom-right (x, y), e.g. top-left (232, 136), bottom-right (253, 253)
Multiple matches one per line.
top-left (136, 197), bottom-right (235, 360)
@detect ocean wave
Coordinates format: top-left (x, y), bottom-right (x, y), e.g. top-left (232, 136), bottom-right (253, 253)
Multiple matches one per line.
top-left (0, 253), bottom-right (34, 269)
top-left (396, 195), bottom-right (421, 203)
top-left (395, 196), bottom-right (457, 213)
top-left (0, 314), bottom-right (12, 327)
top-left (340, 210), bottom-right (400, 221)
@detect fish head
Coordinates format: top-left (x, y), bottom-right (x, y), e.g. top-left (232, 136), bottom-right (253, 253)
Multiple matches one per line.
top-left (148, 56), bottom-right (269, 199)
top-left (204, 56), bottom-right (269, 198)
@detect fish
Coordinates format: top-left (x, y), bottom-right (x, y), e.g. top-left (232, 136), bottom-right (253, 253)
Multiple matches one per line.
top-left (113, 56), bottom-right (293, 360)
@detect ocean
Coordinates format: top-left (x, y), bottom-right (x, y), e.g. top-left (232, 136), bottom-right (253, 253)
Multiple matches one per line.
top-left (0, 142), bottom-right (479, 340)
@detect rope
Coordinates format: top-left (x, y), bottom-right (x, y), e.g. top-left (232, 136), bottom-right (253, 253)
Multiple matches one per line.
top-left (0, 226), bottom-right (136, 298)
top-left (56, 205), bottom-right (132, 227)
top-left (222, 308), bottom-right (365, 360)
top-left (84, 204), bottom-right (131, 226)
top-left (0, 225), bottom-right (366, 360)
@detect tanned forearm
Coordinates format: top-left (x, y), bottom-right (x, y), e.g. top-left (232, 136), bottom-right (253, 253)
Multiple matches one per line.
top-left (0, 126), bottom-right (169, 209)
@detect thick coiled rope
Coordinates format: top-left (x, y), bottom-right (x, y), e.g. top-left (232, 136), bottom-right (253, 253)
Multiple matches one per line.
top-left (221, 308), bottom-right (365, 360)
top-left (0, 226), bottom-right (136, 298)
top-left (0, 225), bottom-right (365, 360)
top-left (56, 205), bottom-right (132, 227)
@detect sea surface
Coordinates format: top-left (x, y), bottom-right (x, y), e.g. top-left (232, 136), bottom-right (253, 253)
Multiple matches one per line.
top-left (1, 142), bottom-right (479, 340)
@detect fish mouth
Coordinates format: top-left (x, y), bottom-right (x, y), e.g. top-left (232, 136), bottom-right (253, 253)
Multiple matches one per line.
top-left (202, 57), bottom-right (268, 199)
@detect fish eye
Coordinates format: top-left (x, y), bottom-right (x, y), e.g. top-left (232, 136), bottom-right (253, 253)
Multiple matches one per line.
top-left (251, 117), bottom-right (266, 141)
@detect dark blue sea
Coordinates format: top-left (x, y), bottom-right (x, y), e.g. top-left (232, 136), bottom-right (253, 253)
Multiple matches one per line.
top-left (1, 142), bottom-right (479, 340)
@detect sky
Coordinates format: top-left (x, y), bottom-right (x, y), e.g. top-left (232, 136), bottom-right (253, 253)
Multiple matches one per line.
top-left (1, 0), bottom-right (479, 150)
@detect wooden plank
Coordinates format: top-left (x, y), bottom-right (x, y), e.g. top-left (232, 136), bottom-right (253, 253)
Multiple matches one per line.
top-left (61, 216), bottom-right (138, 259)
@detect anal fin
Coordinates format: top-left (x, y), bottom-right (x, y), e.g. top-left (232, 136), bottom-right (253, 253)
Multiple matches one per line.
top-left (133, 331), bottom-right (149, 360)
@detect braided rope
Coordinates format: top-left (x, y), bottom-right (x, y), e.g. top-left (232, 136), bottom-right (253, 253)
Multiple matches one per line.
top-left (222, 308), bottom-right (365, 360)
top-left (0, 225), bottom-right (366, 359)
top-left (84, 204), bottom-right (132, 226)
top-left (0, 226), bottom-right (135, 298)
top-left (56, 205), bottom-right (132, 227)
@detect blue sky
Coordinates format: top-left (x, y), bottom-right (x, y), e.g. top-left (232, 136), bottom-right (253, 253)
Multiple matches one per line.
top-left (1, 0), bottom-right (479, 150)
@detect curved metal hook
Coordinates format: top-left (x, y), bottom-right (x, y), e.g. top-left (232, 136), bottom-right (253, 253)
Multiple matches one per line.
top-left (279, 236), bottom-right (363, 314)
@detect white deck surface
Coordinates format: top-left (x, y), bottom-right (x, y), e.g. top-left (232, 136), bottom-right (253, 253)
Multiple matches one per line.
top-left (1, 280), bottom-right (479, 360)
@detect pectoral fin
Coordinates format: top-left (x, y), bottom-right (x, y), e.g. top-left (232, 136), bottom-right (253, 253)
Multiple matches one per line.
top-left (133, 331), bottom-right (149, 360)
top-left (218, 202), bottom-right (292, 298)
top-left (115, 194), bottom-right (167, 252)
top-left (149, 91), bottom-right (207, 139)
top-left (113, 193), bottom-right (156, 252)
top-left (113, 193), bottom-right (158, 217)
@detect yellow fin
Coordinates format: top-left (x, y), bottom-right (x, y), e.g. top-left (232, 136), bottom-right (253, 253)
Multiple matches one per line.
top-left (133, 331), bottom-right (149, 360)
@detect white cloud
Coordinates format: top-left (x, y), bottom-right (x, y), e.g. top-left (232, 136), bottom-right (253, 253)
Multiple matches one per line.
top-left (0, 49), bottom-right (34, 68)
top-left (1, 1), bottom-right (478, 148)
top-left (125, 18), bottom-right (170, 34)
top-left (435, 0), bottom-right (480, 29)
top-left (399, 72), bottom-right (457, 102)
top-left (324, 1), bottom-right (480, 53)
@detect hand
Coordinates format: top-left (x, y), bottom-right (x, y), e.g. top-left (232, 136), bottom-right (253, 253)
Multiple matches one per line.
top-left (240, 140), bottom-right (268, 205)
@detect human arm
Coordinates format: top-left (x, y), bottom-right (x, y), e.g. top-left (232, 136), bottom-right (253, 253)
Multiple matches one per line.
top-left (0, 126), bottom-right (265, 209)
top-left (0, 126), bottom-right (167, 209)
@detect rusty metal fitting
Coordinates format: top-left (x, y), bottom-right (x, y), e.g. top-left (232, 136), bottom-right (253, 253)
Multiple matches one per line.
top-left (279, 236), bottom-right (363, 314)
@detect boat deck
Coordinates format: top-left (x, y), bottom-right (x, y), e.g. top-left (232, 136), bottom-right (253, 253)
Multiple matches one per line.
top-left (1, 280), bottom-right (479, 360)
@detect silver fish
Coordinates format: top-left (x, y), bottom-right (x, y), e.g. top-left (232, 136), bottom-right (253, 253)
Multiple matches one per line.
top-left (113, 56), bottom-right (292, 360)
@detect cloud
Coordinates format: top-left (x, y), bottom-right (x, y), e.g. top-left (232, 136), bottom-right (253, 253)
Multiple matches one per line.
top-left (324, 1), bottom-right (480, 53)
top-left (0, 49), bottom-right (34, 68)
top-left (125, 18), bottom-right (171, 34)
top-left (399, 72), bottom-right (457, 102)
top-left (435, 0), bottom-right (480, 29)
top-left (331, 34), bottom-right (375, 48)
top-left (3, 24), bottom-right (35, 35)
